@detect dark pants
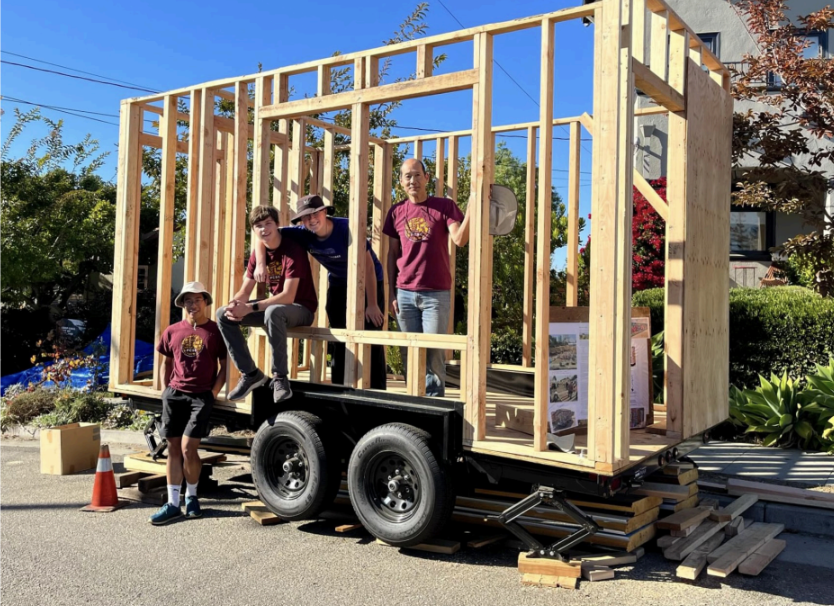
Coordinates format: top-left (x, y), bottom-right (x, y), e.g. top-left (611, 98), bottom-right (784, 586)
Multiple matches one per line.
top-left (216, 303), bottom-right (314, 377)
top-left (326, 281), bottom-right (387, 389)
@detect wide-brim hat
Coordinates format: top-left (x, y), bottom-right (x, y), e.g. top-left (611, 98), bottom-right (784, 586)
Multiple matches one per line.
top-left (291, 194), bottom-right (335, 224)
top-left (175, 281), bottom-right (213, 308)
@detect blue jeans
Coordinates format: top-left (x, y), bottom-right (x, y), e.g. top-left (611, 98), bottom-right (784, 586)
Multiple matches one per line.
top-left (396, 289), bottom-right (451, 397)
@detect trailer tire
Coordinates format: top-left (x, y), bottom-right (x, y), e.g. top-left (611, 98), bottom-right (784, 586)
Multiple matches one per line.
top-left (348, 423), bottom-right (453, 547)
top-left (251, 411), bottom-right (341, 521)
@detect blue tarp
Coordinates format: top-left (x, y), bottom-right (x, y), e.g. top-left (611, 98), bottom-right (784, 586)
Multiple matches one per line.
top-left (1, 325), bottom-right (155, 395)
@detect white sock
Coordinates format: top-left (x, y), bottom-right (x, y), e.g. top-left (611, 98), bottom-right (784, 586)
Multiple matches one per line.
top-left (186, 482), bottom-right (199, 498)
top-left (167, 484), bottom-right (181, 507)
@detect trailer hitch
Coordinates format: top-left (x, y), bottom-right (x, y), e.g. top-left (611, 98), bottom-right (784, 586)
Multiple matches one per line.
top-left (496, 486), bottom-right (599, 562)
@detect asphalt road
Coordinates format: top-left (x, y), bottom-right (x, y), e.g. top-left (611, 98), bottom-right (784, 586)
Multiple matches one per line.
top-left (2, 438), bottom-right (833, 606)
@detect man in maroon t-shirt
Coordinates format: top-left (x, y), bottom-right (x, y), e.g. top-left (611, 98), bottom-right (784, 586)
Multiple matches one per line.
top-left (383, 158), bottom-right (469, 397)
top-left (151, 281), bottom-right (228, 525)
top-left (216, 205), bottom-right (317, 403)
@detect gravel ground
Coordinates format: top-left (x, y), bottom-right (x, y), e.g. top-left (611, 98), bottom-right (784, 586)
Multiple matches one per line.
top-left (2, 439), bottom-right (833, 606)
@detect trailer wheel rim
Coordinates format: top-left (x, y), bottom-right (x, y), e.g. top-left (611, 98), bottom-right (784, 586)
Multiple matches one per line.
top-left (265, 437), bottom-right (310, 499)
top-left (365, 451), bottom-right (421, 522)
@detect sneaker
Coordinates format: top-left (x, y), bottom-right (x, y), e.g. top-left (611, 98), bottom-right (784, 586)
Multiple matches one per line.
top-left (149, 502), bottom-right (182, 525)
top-left (227, 370), bottom-right (268, 401)
top-left (185, 496), bottom-right (202, 519)
top-left (271, 374), bottom-right (293, 403)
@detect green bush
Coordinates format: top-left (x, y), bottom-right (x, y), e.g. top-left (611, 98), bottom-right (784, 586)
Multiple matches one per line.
top-left (31, 390), bottom-right (111, 428)
top-left (0, 385), bottom-right (57, 432)
top-left (490, 328), bottom-right (523, 365)
top-left (633, 286), bottom-right (834, 388)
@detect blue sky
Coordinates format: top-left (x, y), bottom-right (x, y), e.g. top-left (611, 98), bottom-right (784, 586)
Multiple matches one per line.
top-left (2, 0), bottom-right (596, 267)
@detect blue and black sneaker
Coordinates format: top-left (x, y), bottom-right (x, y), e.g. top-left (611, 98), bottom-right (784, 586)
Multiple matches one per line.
top-left (149, 503), bottom-right (182, 525)
top-left (185, 496), bottom-right (202, 519)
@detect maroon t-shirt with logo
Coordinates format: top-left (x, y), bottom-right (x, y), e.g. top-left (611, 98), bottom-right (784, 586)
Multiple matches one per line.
top-left (156, 320), bottom-right (227, 394)
top-left (245, 237), bottom-right (318, 313)
top-left (382, 196), bottom-right (464, 291)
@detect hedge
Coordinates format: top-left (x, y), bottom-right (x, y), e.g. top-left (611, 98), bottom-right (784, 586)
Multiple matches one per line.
top-left (631, 286), bottom-right (834, 388)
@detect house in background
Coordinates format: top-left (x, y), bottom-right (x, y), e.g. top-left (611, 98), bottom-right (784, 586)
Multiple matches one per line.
top-left (635, 0), bottom-right (833, 288)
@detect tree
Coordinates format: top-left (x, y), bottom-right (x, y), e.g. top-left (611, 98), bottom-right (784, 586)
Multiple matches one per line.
top-left (731, 1), bottom-right (834, 296)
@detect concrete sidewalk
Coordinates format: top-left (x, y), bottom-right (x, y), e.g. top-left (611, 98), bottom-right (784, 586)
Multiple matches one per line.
top-left (689, 442), bottom-right (834, 487)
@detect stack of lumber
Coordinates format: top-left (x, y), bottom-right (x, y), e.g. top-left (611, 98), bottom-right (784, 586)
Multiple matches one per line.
top-left (636, 461), bottom-right (701, 513)
top-left (117, 451), bottom-right (224, 505)
top-left (461, 488), bottom-right (660, 554)
top-left (652, 492), bottom-right (785, 579)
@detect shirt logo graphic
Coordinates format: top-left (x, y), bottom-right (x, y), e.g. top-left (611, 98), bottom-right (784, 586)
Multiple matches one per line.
top-left (267, 261), bottom-right (283, 282)
top-left (181, 334), bottom-right (204, 357)
top-left (404, 217), bottom-right (431, 242)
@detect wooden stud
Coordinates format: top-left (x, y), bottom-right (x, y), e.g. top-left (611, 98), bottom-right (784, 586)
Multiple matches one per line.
top-left (407, 346), bottom-right (427, 397)
top-left (354, 57), bottom-right (366, 91)
top-left (689, 46), bottom-right (702, 67)
top-left (632, 0), bottom-right (646, 63)
top-left (532, 18), bottom-right (555, 451)
top-left (648, 9), bottom-right (667, 81)
top-left (365, 56), bottom-right (380, 89)
top-left (317, 65), bottom-right (331, 96)
top-left (738, 538), bottom-right (786, 576)
top-left (194, 89), bottom-right (216, 289)
top-left (521, 126), bottom-right (536, 366)
top-left (290, 118), bottom-right (307, 213)
top-left (110, 101), bottom-right (142, 387)
top-left (253, 76), bottom-right (273, 208)
top-left (707, 523), bottom-right (784, 577)
top-left (566, 121), bottom-right (581, 307)
top-left (667, 28), bottom-right (688, 97)
top-left (413, 139), bottom-right (423, 161)
top-left (465, 31), bottom-right (494, 444)
top-left (210, 131), bottom-right (227, 323)
top-left (152, 95), bottom-right (179, 390)
top-left (417, 44), bottom-right (434, 78)
top-left (183, 90), bottom-right (202, 286)
top-left (675, 531), bottom-right (725, 580)
top-left (446, 135), bottom-right (459, 347)
top-left (632, 58), bottom-right (684, 112)
top-left (344, 102), bottom-right (370, 387)
top-left (372, 142), bottom-right (392, 323)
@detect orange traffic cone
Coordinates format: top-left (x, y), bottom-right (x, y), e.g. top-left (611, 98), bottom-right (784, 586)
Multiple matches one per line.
top-left (80, 444), bottom-right (129, 512)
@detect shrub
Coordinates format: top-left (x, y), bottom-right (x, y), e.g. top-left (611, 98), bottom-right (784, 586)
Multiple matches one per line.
top-left (633, 286), bottom-right (834, 388)
top-left (31, 390), bottom-right (111, 428)
top-left (491, 328), bottom-right (523, 365)
top-left (0, 385), bottom-right (57, 432)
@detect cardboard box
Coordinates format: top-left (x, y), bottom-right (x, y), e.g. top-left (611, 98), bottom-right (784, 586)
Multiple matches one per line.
top-left (40, 423), bottom-right (101, 475)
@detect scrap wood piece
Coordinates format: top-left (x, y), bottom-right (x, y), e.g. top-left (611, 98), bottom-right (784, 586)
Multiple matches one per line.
top-left (672, 525), bottom-right (697, 538)
top-left (376, 538), bottom-right (460, 555)
top-left (657, 534), bottom-right (683, 549)
top-left (518, 552), bottom-right (582, 578)
top-left (707, 523), bottom-right (784, 577)
top-left (697, 480), bottom-right (727, 493)
top-left (675, 532), bottom-right (725, 580)
top-left (118, 486), bottom-right (166, 506)
top-left (657, 506), bottom-right (712, 531)
top-left (250, 509), bottom-right (283, 526)
top-left (709, 494), bottom-right (758, 522)
top-left (660, 495), bottom-right (700, 513)
top-left (116, 471), bottom-right (148, 489)
top-left (633, 482), bottom-right (695, 502)
top-left (573, 547), bottom-right (644, 567)
top-left (700, 498), bottom-right (719, 510)
top-left (466, 533), bottom-right (507, 549)
top-left (241, 500), bottom-right (265, 512)
top-left (663, 461), bottom-right (695, 476)
top-left (651, 468), bottom-right (699, 487)
top-left (663, 519), bottom-right (729, 561)
top-left (521, 574), bottom-right (577, 589)
top-left (137, 474), bottom-right (167, 493)
top-left (725, 517), bottom-right (746, 537)
top-left (335, 523), bottom-right (364, 533)
top-left (738, 538), bottom-right (787, 576)
top-left (727, 478), bottom-right (834, 510)
top-left (581, 564), bottom-right (615, 581)
top-left (123, 451), bottom-right (226, 474)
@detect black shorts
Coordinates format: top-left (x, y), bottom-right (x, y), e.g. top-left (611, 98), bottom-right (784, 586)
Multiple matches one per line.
top-left (160, 387), bottom-right (214, 439)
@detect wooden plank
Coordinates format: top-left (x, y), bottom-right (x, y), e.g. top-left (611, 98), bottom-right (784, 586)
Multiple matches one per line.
top-left (371, 142), bottom-right (391, 320)
top-left (406, 347), bottom-right (427, 397)
top-left (335, 523), bottom-right (363, 533)
top-left (466, 533), bottom-right (506, 548)
top-left (522, 125), bottom-right (536, 365)
top-left (566, 121), bottom-right (581, 306)
top-left (344, 102), bottom-right (370, 388)
top-left (116, 471), bottom-right (147, 489)
top-left (657, 534), bottom-right (682, 549)
top-left (633, 171), bottom-right (669, 221)
top-left (726, 478), bottom-right (834, 505)
top-left (151, 94), bottom-right (179, 390)
top-left (675, 531), bottom-right (725, 580)
top-left (651, 468), bottom-right (698, 486)
top-left (533, 18), bottom-right (554, 452)
top-left (520, 573), bottom-right (578, 589)
top-left (138, 132), bottom-right (189, 153)
top-left (738, 538), bottom-right (786, 576)
top-left (518, 553), bottom-right (582, 578)
top-left (661, 494), bottom-right (700, 512)
top-left (123, 451), bottom-right (225, 474)
top-left (582, 564), bottom-right (615, 581)
top-left (574, 548), bottom-right (644, 567)
top-left (250, 509), bottom-right (283, 526)
top-left (252, 75), bottom-right (273, 208)
top-left (662, 461), bottom-right (694, 476)
top-left (631, 0), bottom-right (646, 62)
top-left (648, 9), bottom-right (668, 80)
top-left (194, 88), bottom-right (216, 288)
top-left (445, 135), bottom-right (458, 354)
top-left (671, 525), bottom-right (698, 538)
top-left (137, 474), bottom-right (167, 493)
top-left (182, 91), bottom-right (201, 285)
top-left (261, 70), bottom-right (479, 120)
top-left (657, 506), bottom-right (712, 531)
top-left (710, 494), bottom-right (758, 523)
top-left (725, 516), bottom-right (745, 537)
top-left (632, 58), bottom-right (684, 112)
top-left (663, 519), bottom-right (728, 561)
top-left (465, 31), bottom-right (493, 444)
top-left (707, 523), bottom-right (784, 577)
top-left (633, 482), bottom-right (694, 502)
top-left (416, 44), bottom-right (433, 78)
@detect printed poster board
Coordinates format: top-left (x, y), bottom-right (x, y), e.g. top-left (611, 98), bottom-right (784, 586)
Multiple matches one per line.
top-left (547, 307), bottom-right (653, 434)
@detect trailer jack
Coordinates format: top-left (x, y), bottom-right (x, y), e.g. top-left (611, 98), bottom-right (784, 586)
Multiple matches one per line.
top-left (144, 416), bottom-right (168, 461)
top-left (496, 486), bottom-right (599, 562)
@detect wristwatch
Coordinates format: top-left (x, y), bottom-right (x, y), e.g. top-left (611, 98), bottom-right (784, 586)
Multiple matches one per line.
top-left (252, 301), bottom-right (260, 312)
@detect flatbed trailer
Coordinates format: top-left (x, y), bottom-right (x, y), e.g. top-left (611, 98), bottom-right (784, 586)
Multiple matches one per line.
top-left (111, 0), bottom-right (732, 559)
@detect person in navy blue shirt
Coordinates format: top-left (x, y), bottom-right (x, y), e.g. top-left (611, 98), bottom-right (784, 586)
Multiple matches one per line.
top-left (254, 195), bottom-right (387, 389)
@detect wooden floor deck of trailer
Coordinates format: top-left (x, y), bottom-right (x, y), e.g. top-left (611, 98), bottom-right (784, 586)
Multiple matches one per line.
top-left (122, 373), bottom-right (676, 475)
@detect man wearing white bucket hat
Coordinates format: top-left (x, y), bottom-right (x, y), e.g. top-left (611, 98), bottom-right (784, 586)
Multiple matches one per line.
top-left (150, 281), bottom-right (228, 525)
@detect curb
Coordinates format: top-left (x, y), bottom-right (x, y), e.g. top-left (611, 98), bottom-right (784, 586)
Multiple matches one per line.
top-left (706, 492), bottom-right (834, 539)
top-left (7, 426), bottom-right (148, 448)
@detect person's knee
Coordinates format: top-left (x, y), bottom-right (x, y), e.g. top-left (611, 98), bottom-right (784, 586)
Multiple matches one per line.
top-left (264, 305), bottom-right (288, 324)
top-left (182, 439), bottom-right (200, 459)
top-left (167, 438), bottom-right (184, 459)
top-left (216, 306), bottom-right (229, 323)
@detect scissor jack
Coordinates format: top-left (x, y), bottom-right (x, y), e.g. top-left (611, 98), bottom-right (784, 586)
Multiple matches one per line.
top-left (143, 415), bottom-right (168, 460)
top-left (497, 486), bottom-right (600, 562)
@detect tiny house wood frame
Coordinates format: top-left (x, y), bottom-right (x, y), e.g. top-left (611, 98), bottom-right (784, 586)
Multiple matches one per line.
top-left (110, 0), bottom-right (731, 475)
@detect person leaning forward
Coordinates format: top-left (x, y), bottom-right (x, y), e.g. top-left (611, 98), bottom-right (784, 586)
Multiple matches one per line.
top-left (382, 158), bottom-right (470, 397)
top-left (216, 205), bottom-right (317, 403)
top-left (150, 281), bottom-right (228, 525)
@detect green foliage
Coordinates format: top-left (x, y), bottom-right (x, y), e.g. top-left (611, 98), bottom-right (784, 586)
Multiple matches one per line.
top-left (0, 385), bottom-right (57, 432)
top-left (490, 328), bottom-right (523, 365)
top-left (632, 286), bottom-right (834, 389)
top-left (804, 358), bottom-right (834, 441)
top-left (651, 331), bottom-right (664, 404)
top-left (104, 404), bottom-right (154, 431)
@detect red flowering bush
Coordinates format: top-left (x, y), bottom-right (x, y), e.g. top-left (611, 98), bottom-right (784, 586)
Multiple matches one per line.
top-left (632, 177), bottom-right (667, 291)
